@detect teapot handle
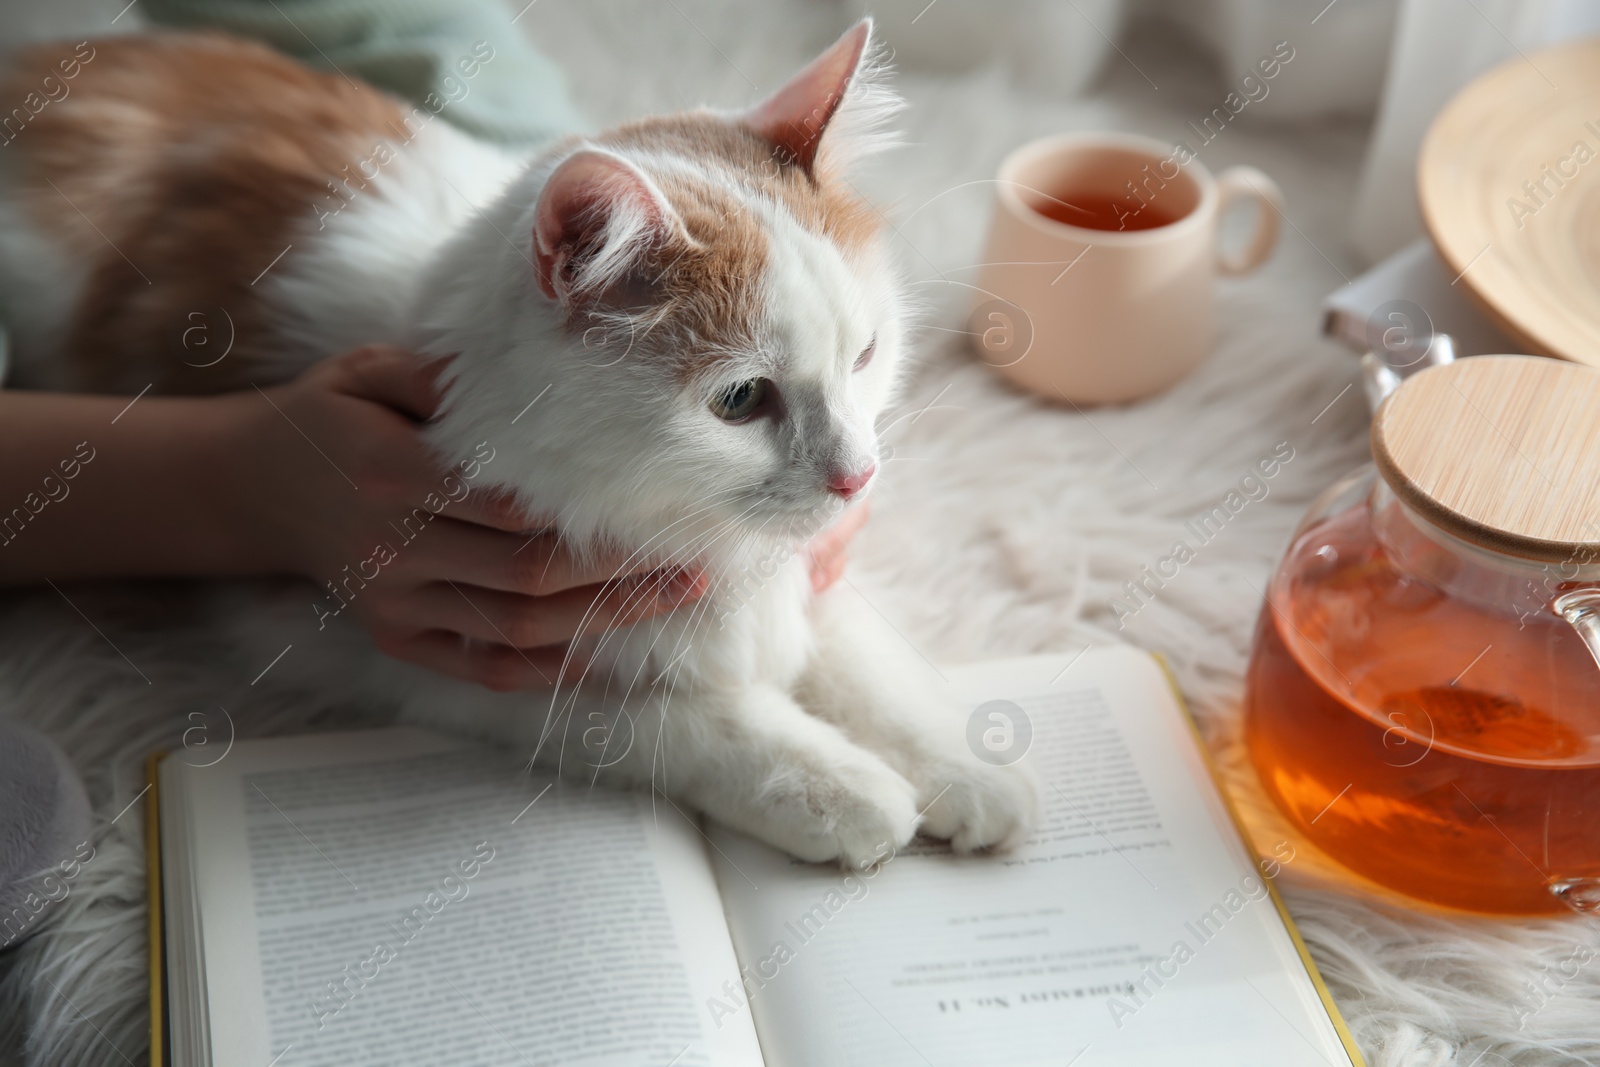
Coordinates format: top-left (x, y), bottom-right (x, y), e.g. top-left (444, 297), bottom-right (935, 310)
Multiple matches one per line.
top-left (1361, 333), bottom-right (1459, 412)
top-left (1553, 589), bottom-right (1600, 673)
top-left (1542, 589), bottom-right (1600, 913)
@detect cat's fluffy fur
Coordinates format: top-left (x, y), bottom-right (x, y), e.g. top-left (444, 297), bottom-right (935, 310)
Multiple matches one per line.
top-left (0, 23), bottom-right (1035, 865)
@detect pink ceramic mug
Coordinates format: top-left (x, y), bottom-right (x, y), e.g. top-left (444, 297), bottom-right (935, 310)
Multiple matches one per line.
top-left (970, 132), bottom-right (1284, 404)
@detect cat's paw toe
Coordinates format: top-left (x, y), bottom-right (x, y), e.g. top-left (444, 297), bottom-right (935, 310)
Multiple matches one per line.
top-left (829, 768), bottom-right (921, 868)
top-left (756, 759), bottom-right (920, 868)
top-left (918, 758), bottom-right (1038, 854)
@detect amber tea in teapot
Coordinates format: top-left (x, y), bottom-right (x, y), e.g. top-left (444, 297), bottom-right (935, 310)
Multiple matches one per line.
top-left (1245, 355), bottom-right (1600, 915)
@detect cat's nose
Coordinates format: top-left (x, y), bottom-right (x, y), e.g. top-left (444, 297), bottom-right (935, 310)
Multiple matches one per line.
top-left (827, 464), bottom-right (876, 500)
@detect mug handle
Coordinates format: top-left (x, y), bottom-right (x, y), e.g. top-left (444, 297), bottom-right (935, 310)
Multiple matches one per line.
top-left (1214, 166), bottom-right (1284, 276)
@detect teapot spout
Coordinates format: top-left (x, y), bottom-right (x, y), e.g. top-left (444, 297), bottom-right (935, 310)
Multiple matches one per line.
top-left (1552, 589), bottom-right (1600, 672)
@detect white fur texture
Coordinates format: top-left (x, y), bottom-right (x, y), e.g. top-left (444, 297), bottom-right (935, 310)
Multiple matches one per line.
top-left (1, 5), bottom-right (1595, 1067)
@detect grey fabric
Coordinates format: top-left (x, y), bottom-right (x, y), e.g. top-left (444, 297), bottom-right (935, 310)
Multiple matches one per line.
top-left (0, 722), bottom-right (90, 950)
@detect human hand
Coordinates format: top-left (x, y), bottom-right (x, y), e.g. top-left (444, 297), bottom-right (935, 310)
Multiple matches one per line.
top-left (806, 501), bottom-right (869, 593)
top-left (224, 344), bottom-right (705, 691)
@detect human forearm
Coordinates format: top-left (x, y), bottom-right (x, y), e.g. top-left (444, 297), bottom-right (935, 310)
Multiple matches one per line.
top-left (0, 389), bottom-right (269, 584)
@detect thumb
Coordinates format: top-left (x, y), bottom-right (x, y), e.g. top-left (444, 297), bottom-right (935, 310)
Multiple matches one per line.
top-left (331, 344), bottom-right (454, 422)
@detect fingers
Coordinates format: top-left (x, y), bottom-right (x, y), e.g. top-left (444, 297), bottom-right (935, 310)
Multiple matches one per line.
top-left (368, 563), bottom-right (707, 692)
top-left (810, 547), bottom-right (847, 594)
top-left (371, 627), bottom-right (574, 692)
top-left (451, 489), bottom-right (545, 534)
top-left (329, 344), bottom-right (450, 422)
top-left (832, 498), bottom-right (871, 541)
top-left (397, 574), bottom-right (705, 650)
top-left (414, 518), bottom-right (692, 598)
top-left (808, 500), bottom-right (870, 593)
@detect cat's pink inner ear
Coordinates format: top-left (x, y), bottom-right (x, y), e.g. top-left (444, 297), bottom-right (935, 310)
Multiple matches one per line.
top-left (533, 150), bottom-right (668, 303)
top-left (743, 19), bottom-right (870, 175)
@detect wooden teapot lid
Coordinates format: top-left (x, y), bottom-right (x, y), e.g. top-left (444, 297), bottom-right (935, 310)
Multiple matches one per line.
top-left (1371, 355), bottom-right (1600, 563)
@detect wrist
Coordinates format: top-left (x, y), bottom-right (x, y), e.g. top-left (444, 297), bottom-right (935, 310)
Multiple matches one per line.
top-left (200, 389), bottom-right (307, 577)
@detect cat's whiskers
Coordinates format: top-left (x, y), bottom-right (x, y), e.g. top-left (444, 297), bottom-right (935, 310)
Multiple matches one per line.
top-left (571, 500), bottom-right (770, 794)
top-left (643, 567), bottom-right (732, 797)
top-left (644, 545), bottom-right (770, 799)
top-left (599, 497), bottom-right (778, 739)
top-left (597, 497), bottom-right (770, 709)
top-left (644, 506), bottom-right (792, 797)
top-left (545, 480), bottom-right (760, 651)
top-left (524, 483), bottom-right (756, 771)
top-left (532, 569), bottom-right (733, 780)
top-left (546, 482), bottom-right (763, 659)
top-left (874, 385), bottom-right (962, 441)
top-left (528, 483), bottom-right (768, 770)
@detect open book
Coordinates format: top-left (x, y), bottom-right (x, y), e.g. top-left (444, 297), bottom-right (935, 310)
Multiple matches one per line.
top-left (150, 647), bottom-right (1364, 1067)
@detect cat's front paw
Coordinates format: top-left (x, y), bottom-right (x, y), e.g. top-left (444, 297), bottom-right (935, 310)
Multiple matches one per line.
top-left (915, 756), bottom-right (1038, 853)
top-left (751, 755), bottom-right (921, 869)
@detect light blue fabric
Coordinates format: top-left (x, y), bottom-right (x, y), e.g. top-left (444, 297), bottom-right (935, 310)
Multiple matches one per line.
top-left (141, 0), bottom-right (586, 145)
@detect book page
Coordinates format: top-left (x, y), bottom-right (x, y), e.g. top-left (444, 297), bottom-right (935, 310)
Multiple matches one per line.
top-left (166, 729), bottom-right (763, 1067)
top-left (707, 648), bottom-right (1354, 1067)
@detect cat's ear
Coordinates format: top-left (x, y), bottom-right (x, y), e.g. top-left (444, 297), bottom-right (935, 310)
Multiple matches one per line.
top-left (743, 19), bottom-right (899, 178)
top-left (533, 149), bottom-right (680, 305)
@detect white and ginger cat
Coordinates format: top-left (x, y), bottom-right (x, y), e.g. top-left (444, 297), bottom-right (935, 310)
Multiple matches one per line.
top-left (0, 23), bottom-right (1036, 865)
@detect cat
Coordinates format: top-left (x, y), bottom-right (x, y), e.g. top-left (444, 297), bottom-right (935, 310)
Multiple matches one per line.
top-left (0, 22), bottom-right (1036, 866)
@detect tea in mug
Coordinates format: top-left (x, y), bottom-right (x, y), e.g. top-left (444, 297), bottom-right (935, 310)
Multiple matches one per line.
top-left (1028, 188), bottom-right (1185, 232)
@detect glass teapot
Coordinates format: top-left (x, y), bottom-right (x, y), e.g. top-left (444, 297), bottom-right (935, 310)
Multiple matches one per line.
top-left (1245, 353), bottom-right (1600, 915)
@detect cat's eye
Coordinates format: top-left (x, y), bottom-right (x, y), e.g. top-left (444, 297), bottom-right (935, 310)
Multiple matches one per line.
top-left (710, 378), bottom-right (769, 421)
top-left (854, 337), bottom-right (876, 372)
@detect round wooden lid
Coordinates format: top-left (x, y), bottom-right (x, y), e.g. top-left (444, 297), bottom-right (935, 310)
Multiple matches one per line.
top-left (1418, 37), bottom-right (1600, 367)
top-left (1371, 355), bottom-right (1600, 562)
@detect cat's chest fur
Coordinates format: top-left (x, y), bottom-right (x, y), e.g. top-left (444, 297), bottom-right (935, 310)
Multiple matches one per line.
top-left (595, 558), bottom-right (815, 693)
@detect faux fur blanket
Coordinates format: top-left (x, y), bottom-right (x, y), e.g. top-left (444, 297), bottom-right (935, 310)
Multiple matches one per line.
top-left (2, 4), bottom-right (1597, 1065)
